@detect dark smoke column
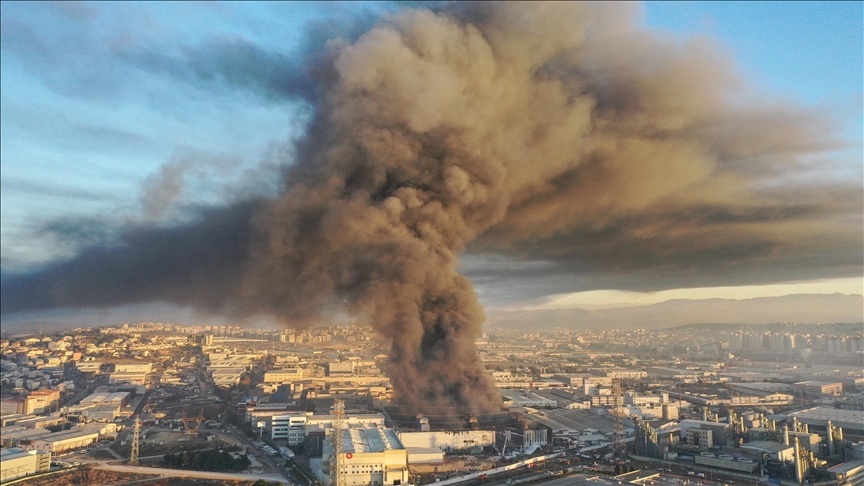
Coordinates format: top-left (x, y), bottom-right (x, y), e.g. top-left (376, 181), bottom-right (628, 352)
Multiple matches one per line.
top-left (242, 137), bottom-right (508, 413)
top-left (232, 8), bottom-right (537, 415)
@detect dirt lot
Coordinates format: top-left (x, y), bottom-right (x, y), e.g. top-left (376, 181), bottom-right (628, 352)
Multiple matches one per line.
top-left (114, 427), bottom-right (235, 458)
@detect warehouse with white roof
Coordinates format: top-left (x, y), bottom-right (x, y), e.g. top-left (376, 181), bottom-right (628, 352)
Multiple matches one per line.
top-left (321, 425), bottom-right (410, 486)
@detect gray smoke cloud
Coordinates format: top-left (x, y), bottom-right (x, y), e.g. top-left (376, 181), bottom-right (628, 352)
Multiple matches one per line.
top-left (2, 3), bottom-right (862, 413)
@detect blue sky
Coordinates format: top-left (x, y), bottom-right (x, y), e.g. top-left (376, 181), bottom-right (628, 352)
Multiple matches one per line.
top-left (1, 2), bottom-right (861, 309)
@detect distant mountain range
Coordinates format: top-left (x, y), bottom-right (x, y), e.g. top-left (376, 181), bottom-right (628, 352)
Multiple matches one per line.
top-left (486, 293), bottom-right (864, 330)
top-left (3, 293), bottom-right (861, 336)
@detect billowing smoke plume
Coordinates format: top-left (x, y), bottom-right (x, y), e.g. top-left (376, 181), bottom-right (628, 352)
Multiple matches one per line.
top-left (2, 4), bottom-right (862, 413)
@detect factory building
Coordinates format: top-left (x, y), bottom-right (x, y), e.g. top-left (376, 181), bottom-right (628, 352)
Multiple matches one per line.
top-left (398, 430), bottom-right (496, 451)
top-left (606, 370), bottom-right (648, 380)
top-left (686, 428), bottom-right (713, 449)
top-left (112, 361), bottom-right (153, 374)
top-left (0, 448), bottom-right (51, 482)
top-left (329, 362), bottom-right (354, 377)
top-left (740, 441), bottom-right (795, 461)
top-left (787, 407), bottom-right (864, 434)
top-left (33, 429), bottom-right (99, 453)
top-left (501, 390), bottom-right (558, 408)
top-left (680, 420), bottom-right (733, 447)
top-left (827, 460), bottom-right (864, 486)
top-left (108, 372), bottom-right (147, 385)
top-left (264, 367), bottom-right (308, 384)
top-left (321, 426), bottom-right (409, 486)
top-left (251, 411), bottom-right (387, 443)
top-left (79, 391), bottom-right (131, 408)
top-left (793, 381), bottom-right (843, 397)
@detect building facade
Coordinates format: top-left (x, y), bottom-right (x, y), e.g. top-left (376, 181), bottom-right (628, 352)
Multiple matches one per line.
top-left (272, 413), bottom-right (308, 444)
top-left (0, 448), bottom-right (51, 482)
top-left (323, 427), bottom-right (409, 486)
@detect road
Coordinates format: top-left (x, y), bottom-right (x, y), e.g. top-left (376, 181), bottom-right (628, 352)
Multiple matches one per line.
top-left (96, 462), bottom-right (292, 484)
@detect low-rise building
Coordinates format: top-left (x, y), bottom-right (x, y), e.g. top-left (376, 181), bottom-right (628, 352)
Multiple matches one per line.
top-left (787, 407), bottom-right (864, 434)
top-left (272, 413), bottom-right (308, 444)
top-left (31, 423), bottom-right (118, 453)
top-left (687, 428), bottom-right (713, 449)
top-left (33, 429), bottom-right (99, 453)
top-left (24, 390), bottom-right (60, 414)
top-left (322, 426), bottom-right (409, 486)
top-left (112, 361), bottom-right (152, 374)
top-left (501, 391), bottom-right (557, 408)
top-left (1, 398), bottom-right (25, 415)
top-left (108, 371), bottom-right (148, 385)
top-left (328, 362), bottom-right (354, 377)
top-left (264, 367), bottom-right (308, 385)
top-left (827, 460), bottom-right (864, 486)
top-left (793, 381), bottom-right (843, 397)
top-left (74, 360), bottom-right (102, 374)
top-left (0, 447), bottom-right (51, 482)
top-left (740, 441), bottom-right (795, 461)
top-left (398, 431), bottom-right (496, 451)
top-left (606, 370), bottom-right (648, 380)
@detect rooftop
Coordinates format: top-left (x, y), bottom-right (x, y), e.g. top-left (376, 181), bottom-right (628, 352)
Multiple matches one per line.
top-left (741, 441), bottom-right (793, 453)
top-left (787, 407), bottom-right (864, 425)
top-left (343, 426), bottom-right (404, 454)
top-left (828, 460), bottom-right (864, 475)
top-left (0, 447), bottom-right (39, 460)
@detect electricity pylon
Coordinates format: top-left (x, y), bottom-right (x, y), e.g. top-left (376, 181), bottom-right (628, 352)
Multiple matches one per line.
top-left (329, 399), bottom-right (346, 486)
top-left (130, 415), bottom-right (140, 465)
top-left (611, 380), bottom-right (626, 457)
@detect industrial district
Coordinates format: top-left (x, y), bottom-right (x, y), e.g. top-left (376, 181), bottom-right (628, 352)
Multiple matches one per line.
top-left (1, 321), bottom-right (862, 486)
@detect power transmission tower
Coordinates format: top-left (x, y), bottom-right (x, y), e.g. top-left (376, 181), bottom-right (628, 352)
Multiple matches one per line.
top-left (130, 415), bottom-right (140, 465)
top-left (329, 399), bottom-right (346, 486)
top-left (611, 379), bottom-right (626, 457)
top-left (181, 409), bottom-right (206, 434)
